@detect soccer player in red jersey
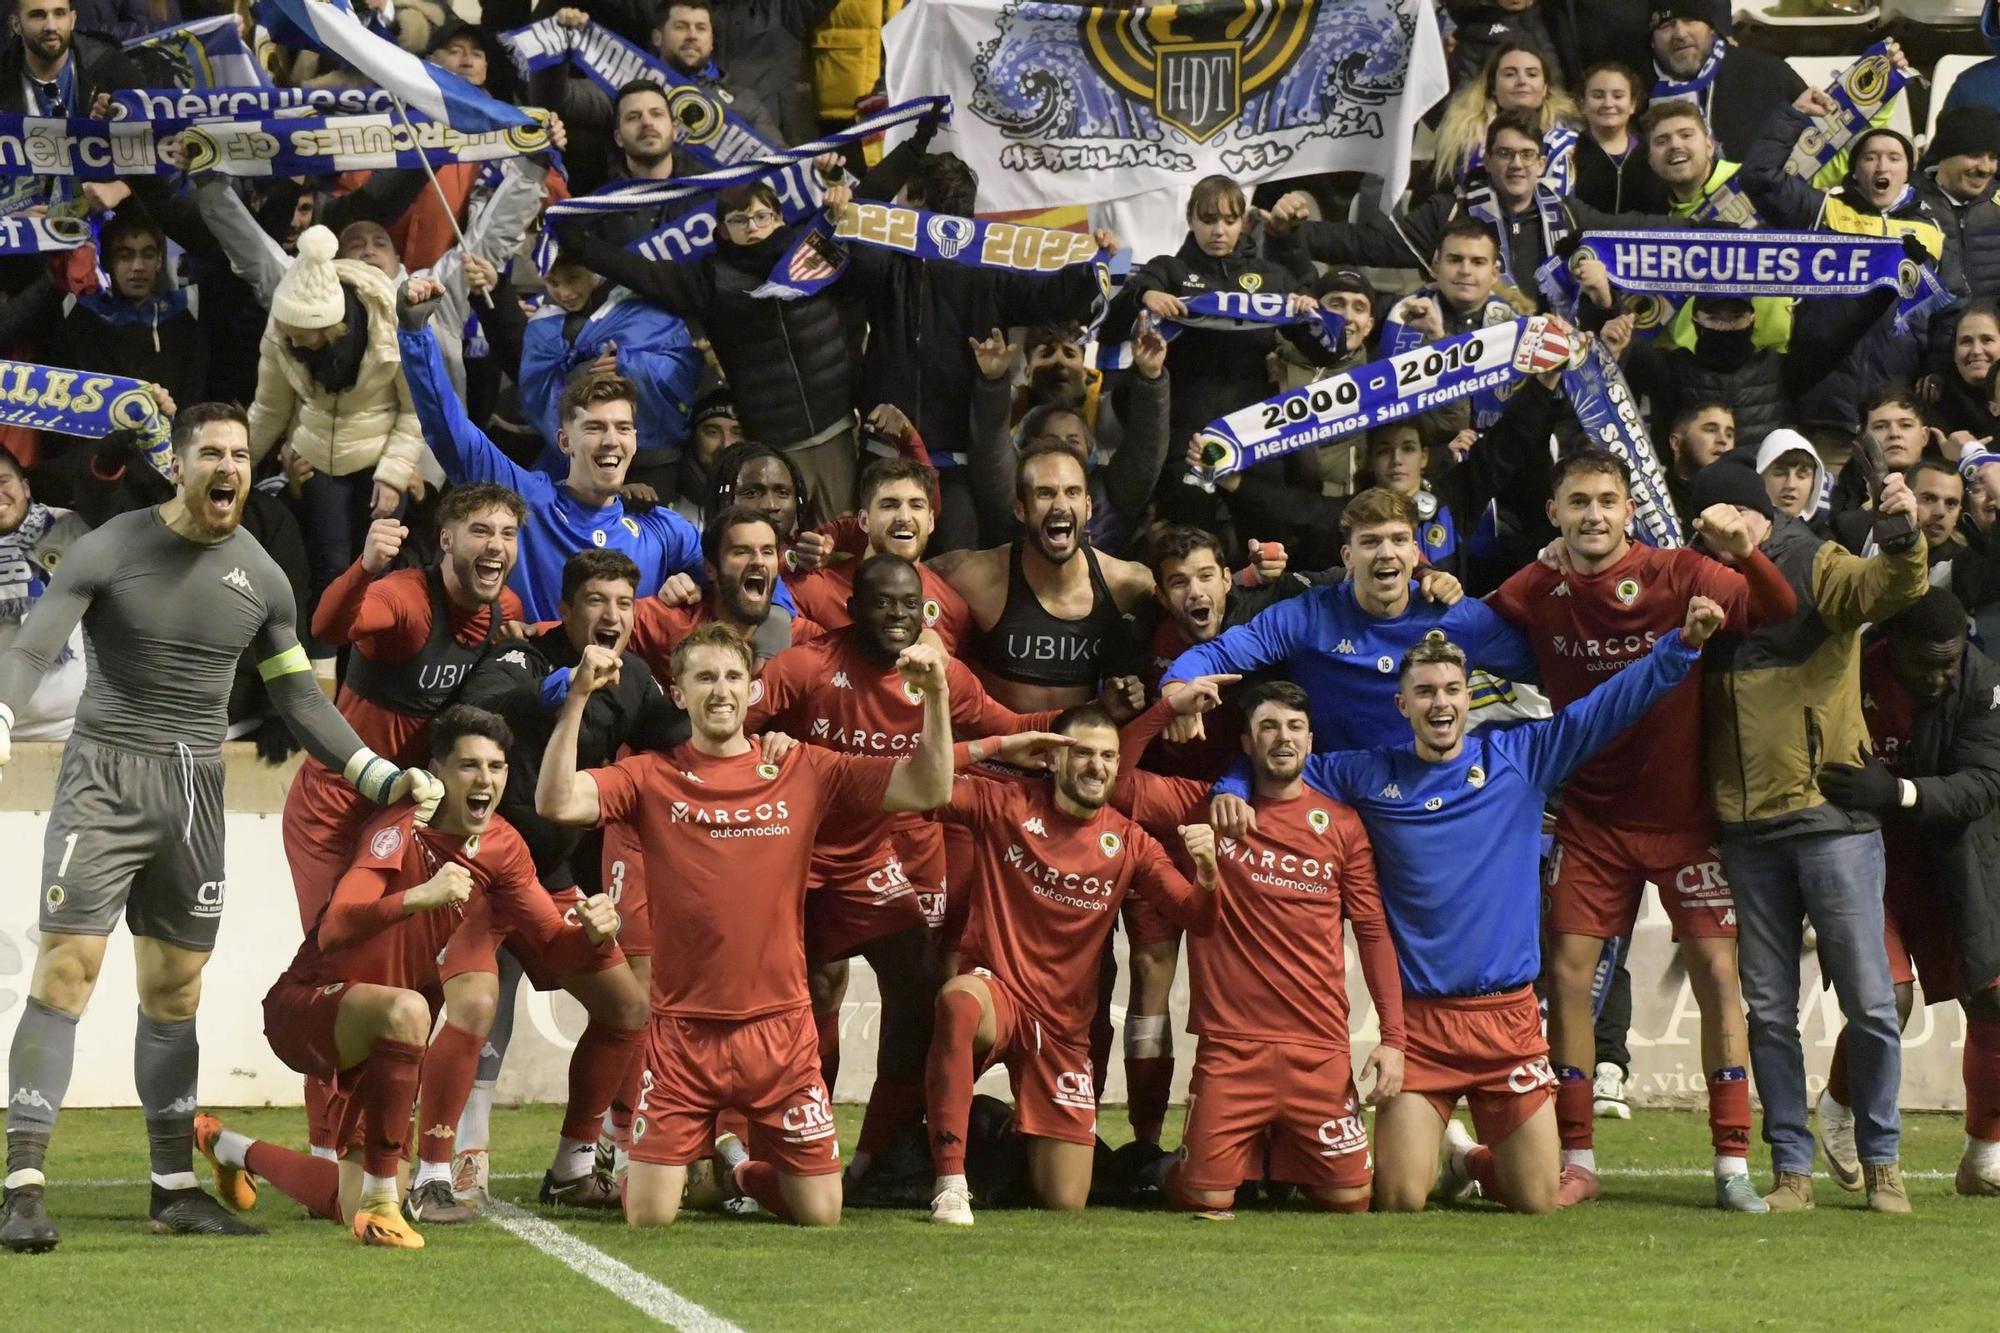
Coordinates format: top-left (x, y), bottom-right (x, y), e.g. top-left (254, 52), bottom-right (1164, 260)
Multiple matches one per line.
top-left (1488, 450), bottom-right (1798, 1211)
top-left (279, 485), bottom-right (524, 1157)
top-left (535, 622), bottom-right (958, 1227)
top-left (629, 506), bottom-right (819, 673)
top-left (785, 459), bottom-right (972, 649)
top-left (748, 554), bottom-right (1059, 1183)
top-left (199, 706), bottom-right (612, 1248)
top-left (924, 705), bottom-right (1222, 1226)
top-left (1814, 588), bottom-right (2000, 1198)
top-left (1112, 680), bottom-right (1406, 1215)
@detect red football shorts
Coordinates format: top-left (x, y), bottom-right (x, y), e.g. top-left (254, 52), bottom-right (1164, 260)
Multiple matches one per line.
top-left (1179, 1036), bottom-right (1370, 1194)
top-left (1403, 986), bottom-right (1555, 1145)
top-left (805, 847), bottom-right (930, 964)
top-left (939, 821), bottom-right (976, 950)
top-left (1545, 813), bottom-right (1736, 941)
top-left (1120, 891), bottom-right (1182, 949)
top-left (438, 887), bottom-right (624, 990)
top-left (1883, 870), bottom-right (1962, 998)
top-left (264, 977), bottom-right (367, 1153)
top-left (969, 969), bottom-right (1098, 1147)
top-left (631, 1006), bottom-right (839, 1175)
top-left (892, 823), bottom-right (947, 932)
top-left (601, 820), bottom-right (651, 959)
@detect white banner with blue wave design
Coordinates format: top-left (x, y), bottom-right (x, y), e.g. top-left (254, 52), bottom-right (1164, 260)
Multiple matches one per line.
top-left (882, 0), bottom-right (1449, 213)
top-left (123, 14), bottom-right (272, 91)
top-left (261, 0), bottom-right (535, 133)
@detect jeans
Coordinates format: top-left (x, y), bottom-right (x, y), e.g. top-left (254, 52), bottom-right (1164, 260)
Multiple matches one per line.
top-left (294, 469), bottom-right (395, 658)
top-left (1722, 828), bottom-right (1902, 1174)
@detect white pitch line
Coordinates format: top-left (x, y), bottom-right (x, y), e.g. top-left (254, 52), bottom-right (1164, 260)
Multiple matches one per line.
top-left (58, 1168), bottom-right (1959, 1185)
top-left (483, 1199), bottom-right (745, 1333)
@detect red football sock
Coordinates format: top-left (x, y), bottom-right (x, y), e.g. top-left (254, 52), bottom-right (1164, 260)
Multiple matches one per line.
top-left (562, 1021), bottom-right (643, 1144)
top-left (1466, 1145), bottom-right (1501, 1201)
top-left (1707, 1067), bottom-right (1752, 1158)
top-left (856, 1078), bottom-right (926, 1160)
top-left (733, 1160), bottom-right (794, 1221)
top-left (1554, 1067), bottom-right (1594, 1153)
top-left (417, 1022), bottom-right (484, 1164)
top-left (1966, 1018), bottom-right (2000, 1143)
top-left (1825, 1028), bottom-right (1852, 1108)
top-left (1125, 1055), bottom-right (1174, 1146)
top-left (359, 1038), bottom-right (424, 1178)
top-left (814, 1008), bottom-right (841, 1092)
top-left (925, 989), bottom-right (982, 1177)
top-left (716, 1108), bottom-right (750, 1143)
top-left (304, 1076), bottom-right (336, 1152)
top-left (246, 1141), bottom-right (342, 1222)
top-left (609, 1057), bottom-right (641, 1149)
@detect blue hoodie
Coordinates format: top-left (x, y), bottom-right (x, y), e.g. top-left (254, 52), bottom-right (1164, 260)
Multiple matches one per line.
top-left (1944, 1), bottom-right (2000, 116)
top-left (520, 285), bottom-right (701, 475)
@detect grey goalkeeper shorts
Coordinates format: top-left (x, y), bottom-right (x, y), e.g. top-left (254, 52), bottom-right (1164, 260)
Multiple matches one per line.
top-left (39, 737), bottom-right (228, 951)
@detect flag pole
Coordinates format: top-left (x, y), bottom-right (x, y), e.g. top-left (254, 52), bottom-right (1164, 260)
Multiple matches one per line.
top-left (389, 93), bottom-right (491, 308)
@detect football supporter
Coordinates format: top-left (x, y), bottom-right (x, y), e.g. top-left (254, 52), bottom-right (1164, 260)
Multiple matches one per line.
top-left (280, 488), bottom-right (524, 1157)
top-left (1212, 602), bottom-right (1723, 1213)
top-left (455, 550), bottom-right (691, 1198)
top-left (1489, 450), bottom-right (1799, 1211)
top-left (924, 705), bottom-right (1221, 1226)
top-left (1693, 454), bottom-right (1929, 1214)
top-left (198, 706), bottom-right (610, 1248)
top-left (747, 554), bottom-right (1062, 1182)
top-left (1112, 680), bottom-right (1406, 1215)
top-left (1812, 589), bottom-right (2000, 1199)
top-left (1161, 488), bottom-right (1534, 752)
top-left (534, 624), bottom-right (960, 1227)
top-left (785, 459), bottom-right (972, 649)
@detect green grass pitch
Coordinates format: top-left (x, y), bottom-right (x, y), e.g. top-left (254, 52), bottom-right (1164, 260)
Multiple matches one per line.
top-left (10, 1105), bottom-right (1999, 1331)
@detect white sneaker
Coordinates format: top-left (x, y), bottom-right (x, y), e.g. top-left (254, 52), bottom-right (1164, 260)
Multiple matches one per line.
top-left (930, 1181), bottom-right (975, 1227)
top-left (1593, 1062), bottom-right (1632, 1120)
top-left (1436, 1119), bottom-right (1481, 1203)
top-left (451, 1148), bottom-right (490, 1207)
top-left (1815, 1089), bottom-right (1862, 1192)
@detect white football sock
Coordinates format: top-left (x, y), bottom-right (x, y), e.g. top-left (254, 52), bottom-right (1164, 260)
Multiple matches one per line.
top-left (457, 1083), bottom-right (495, 1154)
top-left (1560, 1148), bottom-right (1595, 1173)
top-left (716, 1134), bottom-right (749, 1171)
top-left (551, 1136), bottom-right (595, 1182)
top-left (4, 1169), bottom-right (46, 1190)
top-left (413, 1157), bottom-right (452, 1189)
top-left (934, 1171), bottom-right (968, 1193)
top-left (151, 1171), bottom-right (198, 1190)
top-left (213, 1130), bottom-right (252, 1171)
top-left (359, 1172), bottom-right (398, 1209)
top-left (1714, 1155), bottom-right (1749, 1179)
top-left (1968, 1136), bottom-right (2000, 1171)
top-left (309, 1145), bottom-right (339, 1163)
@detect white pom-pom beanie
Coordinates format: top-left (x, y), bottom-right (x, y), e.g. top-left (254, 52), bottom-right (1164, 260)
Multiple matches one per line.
top-left (271, 225), bottom-right (348, 330)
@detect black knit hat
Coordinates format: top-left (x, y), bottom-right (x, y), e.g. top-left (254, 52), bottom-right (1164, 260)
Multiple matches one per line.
top-left (1690, 451), bottom-right (1775, 522)
top-left (1930, 105), bottom-right (2000, 165)
top-left (1649, 0), bottom-right (1710, 29)
top-left (1849, 126), bottom-right (1917, 172)
top-left (690, 386), bottom-right (738, 430)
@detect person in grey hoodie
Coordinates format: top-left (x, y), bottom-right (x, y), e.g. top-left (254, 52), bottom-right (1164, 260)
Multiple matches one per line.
top-left (1755, 428), bottom-right (1830, 537)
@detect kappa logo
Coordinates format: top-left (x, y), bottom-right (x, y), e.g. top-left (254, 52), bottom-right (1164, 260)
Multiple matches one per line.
top-left (1335, 639), bottom-right (1357, 655)
top-left (497, 649), bottom-right (528, 669)
top-left (371, 825), bottom-right (403, 859)
top-left (1022, 816), bottom-right (1048, 837)
top-left (1099, 831), bottom-right (1123, 858)
top-left (1379, 783), bottom-right (1401, 800)
top-left (167, 1094), bottom-right (197, 1115)
top-left (1551, 582), bottom-right (1570, 597)
top-left (422, 1124), bottom-right (456, 1141)
top-left (10, 1087), bottom-right (54, 1113)
top-left (221, 566), bottom-right (253, 594)
top-left (1308, 808), bottom-right (1330, 836)
top-left (680, 770), bottom-right (705, 784)
top-left (831, 672), bottom-right (852, 690)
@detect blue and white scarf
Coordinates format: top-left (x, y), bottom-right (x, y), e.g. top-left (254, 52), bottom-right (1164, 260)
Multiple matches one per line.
top-left (179, 112), bottom-right (554, 178)
top-left (1380, 289), bottom-right (1518, 427)
top-left (107, 84), bottom-right (403, 121)
top-left (499, 16), bottom-right (774, 171)
top-left (0, 360), bottom-right (172, 476)
top-left (0, 212), bottom-right (91, 256)
top-left (1185, 316), bottom-right (1577, 485)
top-left (1097, 290), bottom-right (1344, 370)
top-left (1460, 179), bottom-right (1571, 290)
top-left (1651, 36), bottom-right (1727, 107)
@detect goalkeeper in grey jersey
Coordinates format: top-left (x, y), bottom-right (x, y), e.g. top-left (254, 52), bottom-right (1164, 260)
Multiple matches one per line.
top-left (0, 403), bottom-right (443, 1253)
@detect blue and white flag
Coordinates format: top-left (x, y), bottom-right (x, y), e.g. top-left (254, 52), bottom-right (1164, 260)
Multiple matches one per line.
top-left (498, 17), bottom-right (772, 171)
top-left (1097, 289), bottom-right (1343, 370)
top-left (1186, 316), bottom-right (1577, 484)
top-left (0, 213), bottom-right (91, 256)
top-left (1784, 41), bottom-right (1910, 181)
top-left (261, 0), bottom-right (534, 133)
top-left (108, 84), bottom-right (402, 122)
top-left (180, 113), bottom-right (553, 178)
top-left (0, 361), bottom-right (173, 476)
top-left (124, 15), bottom-right (271, 91)
top-left (883, 0), bottom-right (1449, 214)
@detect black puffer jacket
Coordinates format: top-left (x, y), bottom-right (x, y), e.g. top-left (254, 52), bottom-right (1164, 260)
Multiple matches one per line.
top-left (1916, 172), bottom-right (2000, 300)
top-left (1625, 342), bottom-right (1792, 447)
top-left (563, 221), bottom-right (853, 450)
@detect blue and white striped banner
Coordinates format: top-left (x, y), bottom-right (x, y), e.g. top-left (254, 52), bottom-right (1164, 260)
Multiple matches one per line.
top-left (0, 214), bottom-right (92, 255)
top-left (107, 84), bottom-right (402, 122)
top-left (1097, 290), bottom-right (1343, 370)
top-left (1571, 231), bottom-right (1923, 300)
top-left (124, 14), bottom-right (271, 91)
top-left (261, 0), bottom-right (534, 133)
top-left (0, 361), bottom-right (173, 476)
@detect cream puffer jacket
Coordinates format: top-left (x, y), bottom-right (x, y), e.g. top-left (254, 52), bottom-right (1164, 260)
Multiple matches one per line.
top-left (246, 258), bottom-right (427, 492)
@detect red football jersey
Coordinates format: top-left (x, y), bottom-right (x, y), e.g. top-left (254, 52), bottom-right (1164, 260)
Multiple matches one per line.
top-left (280, 804), bottom-right (556, 993)
top-left (1490, 544), bottom-right (1788, 837)
top-left (785, 560), bottom-right (971, 652)
top-left (589, 740), bottom-right (897, 1020)
top-left (1113, 705), bottom-right (1405, 1051)
top-left (942, 774), bottom-right (1215, 1042)
top-left (1138, 616), bottom-right (1242, 780)
top-left (1861, 640), bottom-right (1923, 900)
top-left (747, 631), bottom-right (1055, 886)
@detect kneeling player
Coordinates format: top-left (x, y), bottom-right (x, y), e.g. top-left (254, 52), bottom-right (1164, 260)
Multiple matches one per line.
top-left (925, 707), bottom-right (1222, 1226)
top-left (1112, 679), bottom-right (1404, 1214)
top-left (1213, 601), bottom-right (1722, 1213)
top-left (203, 707), bottom-right (601, 1246)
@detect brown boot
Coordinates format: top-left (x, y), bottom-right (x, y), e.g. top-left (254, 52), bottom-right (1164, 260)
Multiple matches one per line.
top-left (1865, 1162), bottom-right (1913, 1214)
top-left (1762, 1171), bottom-right (1814, 1212)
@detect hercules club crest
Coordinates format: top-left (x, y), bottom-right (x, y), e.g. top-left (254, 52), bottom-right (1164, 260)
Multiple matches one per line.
top-left (1077, 1), bottom-right (1320, 143)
